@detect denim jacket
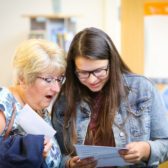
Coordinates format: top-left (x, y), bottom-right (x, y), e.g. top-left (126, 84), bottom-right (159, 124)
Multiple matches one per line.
top-left (52, 73), bottom-right (168, 168)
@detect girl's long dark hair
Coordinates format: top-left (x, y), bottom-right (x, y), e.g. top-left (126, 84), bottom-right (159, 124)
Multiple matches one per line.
top-left (53, 27), bottom-right (131, 154)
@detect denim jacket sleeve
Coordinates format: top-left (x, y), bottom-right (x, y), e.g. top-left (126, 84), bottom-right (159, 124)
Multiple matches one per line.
top-left (147, 83), bottom-right (168, 166)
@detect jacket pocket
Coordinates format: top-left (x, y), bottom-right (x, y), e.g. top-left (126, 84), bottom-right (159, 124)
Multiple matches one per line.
top-left (128, 96), bottom-right (151, 139)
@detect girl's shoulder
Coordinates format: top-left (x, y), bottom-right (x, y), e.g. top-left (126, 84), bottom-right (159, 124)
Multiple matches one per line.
top-left (123, 73), bottom-right (155, 90)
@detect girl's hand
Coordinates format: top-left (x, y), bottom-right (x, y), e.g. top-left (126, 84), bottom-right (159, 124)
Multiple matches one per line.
top-left (67, 156), bottom-right (97, 168)
top-left (119, 141), bottom-right (151, 163)
top-left (43, 137), bottom-right (52, 158)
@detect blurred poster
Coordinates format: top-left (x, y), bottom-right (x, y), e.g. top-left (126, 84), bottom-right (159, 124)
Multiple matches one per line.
top-left (144, 2), bottom-right (168, 78)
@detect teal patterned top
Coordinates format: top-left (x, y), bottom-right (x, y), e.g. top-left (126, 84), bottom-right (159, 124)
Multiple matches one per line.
top-left (0, 87), bottom-right (62, 168)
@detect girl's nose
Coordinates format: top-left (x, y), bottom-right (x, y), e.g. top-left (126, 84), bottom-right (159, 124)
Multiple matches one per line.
top-left (87, 73), bottom-right (98, 83)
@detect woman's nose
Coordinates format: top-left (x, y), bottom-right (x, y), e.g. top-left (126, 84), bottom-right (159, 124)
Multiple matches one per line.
top-left (50, 81), bottom-right (61, 93)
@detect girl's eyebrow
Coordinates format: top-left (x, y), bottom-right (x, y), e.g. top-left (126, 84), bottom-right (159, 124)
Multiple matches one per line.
top-left (76, 64), bottom-right (109, 72)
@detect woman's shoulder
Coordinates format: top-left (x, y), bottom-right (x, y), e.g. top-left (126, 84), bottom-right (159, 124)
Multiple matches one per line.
top-left (0, 86), bottom-right (18, 120)
top-left (0, 86), bottom-right (11, 96)
top-left (0, 86), bottom-right (15, 109)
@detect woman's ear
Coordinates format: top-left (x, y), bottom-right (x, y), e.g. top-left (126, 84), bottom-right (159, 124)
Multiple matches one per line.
top-left (19, 78), bottom-right (28, 90)
top-left (18, 76), bottom-right (26, 86)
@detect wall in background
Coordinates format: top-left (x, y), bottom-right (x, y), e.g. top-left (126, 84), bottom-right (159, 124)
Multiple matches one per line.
top-left (0, 0), bottom-right (53, 86)
top-left (121, 0), bottom-right (144, 74)
top-left (121, 0), bottom-right (168, 78)
top-left (0, 0), bottom-right (120, 86)
top-left (144, 2), bottom-right (168, 78)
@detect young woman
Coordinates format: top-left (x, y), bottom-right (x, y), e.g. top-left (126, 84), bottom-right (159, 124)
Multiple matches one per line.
top-left (0, 39), bottom-right (66, 167)
top-left (52, 27), bottom-right (168, 168)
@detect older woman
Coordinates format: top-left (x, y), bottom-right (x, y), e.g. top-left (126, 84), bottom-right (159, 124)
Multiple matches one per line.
top-left (0, 39), bottom-right (66, 167)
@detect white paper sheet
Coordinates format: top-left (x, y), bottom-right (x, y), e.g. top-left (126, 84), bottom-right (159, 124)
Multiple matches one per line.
top-left (16, 104), bottom-right (56, 138)
top-left (74, 144), bottom-right (132, 167)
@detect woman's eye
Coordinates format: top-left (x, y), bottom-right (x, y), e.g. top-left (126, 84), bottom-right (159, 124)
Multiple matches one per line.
top-left (45, 78), bottom-right (52, 83)
top-left (57, 79), bottom-right (61, 82)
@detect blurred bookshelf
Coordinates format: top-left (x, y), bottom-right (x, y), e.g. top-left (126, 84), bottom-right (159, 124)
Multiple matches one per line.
top-left (23, 14), bottom-right (78, 53)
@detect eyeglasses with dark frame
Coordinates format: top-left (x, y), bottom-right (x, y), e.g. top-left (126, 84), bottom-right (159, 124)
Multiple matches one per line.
top-left (75, 64), bottom-right (109, 79)
top-left (37, 75), bottom-right (65, 86)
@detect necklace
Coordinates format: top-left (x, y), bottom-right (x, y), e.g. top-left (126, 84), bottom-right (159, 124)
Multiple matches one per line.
top-left (36, 109), bottom-right (46, 118)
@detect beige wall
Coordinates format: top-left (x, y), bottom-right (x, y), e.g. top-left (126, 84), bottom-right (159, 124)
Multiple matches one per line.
top-left (121, 0), bottom-right (168, 76)
top-left (0, 0), bottom-right (120, 86)
top-left (0, 0), bottom-right (53, 86)
top-left (121, 0), bottom-right (144, 74)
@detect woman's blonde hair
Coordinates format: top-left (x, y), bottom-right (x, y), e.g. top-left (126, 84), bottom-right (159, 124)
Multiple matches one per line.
top-left (12, 39), bottom-right (66, 85)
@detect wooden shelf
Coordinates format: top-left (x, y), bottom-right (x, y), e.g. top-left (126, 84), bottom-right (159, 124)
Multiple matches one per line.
top-left (24, 13), bottom-right (78, 53)
top-left (23, 13), bottom-right (79, 19)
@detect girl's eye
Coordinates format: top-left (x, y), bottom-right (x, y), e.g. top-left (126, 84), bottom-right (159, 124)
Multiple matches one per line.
top-left (94, 69), bottom-right (102, 73)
